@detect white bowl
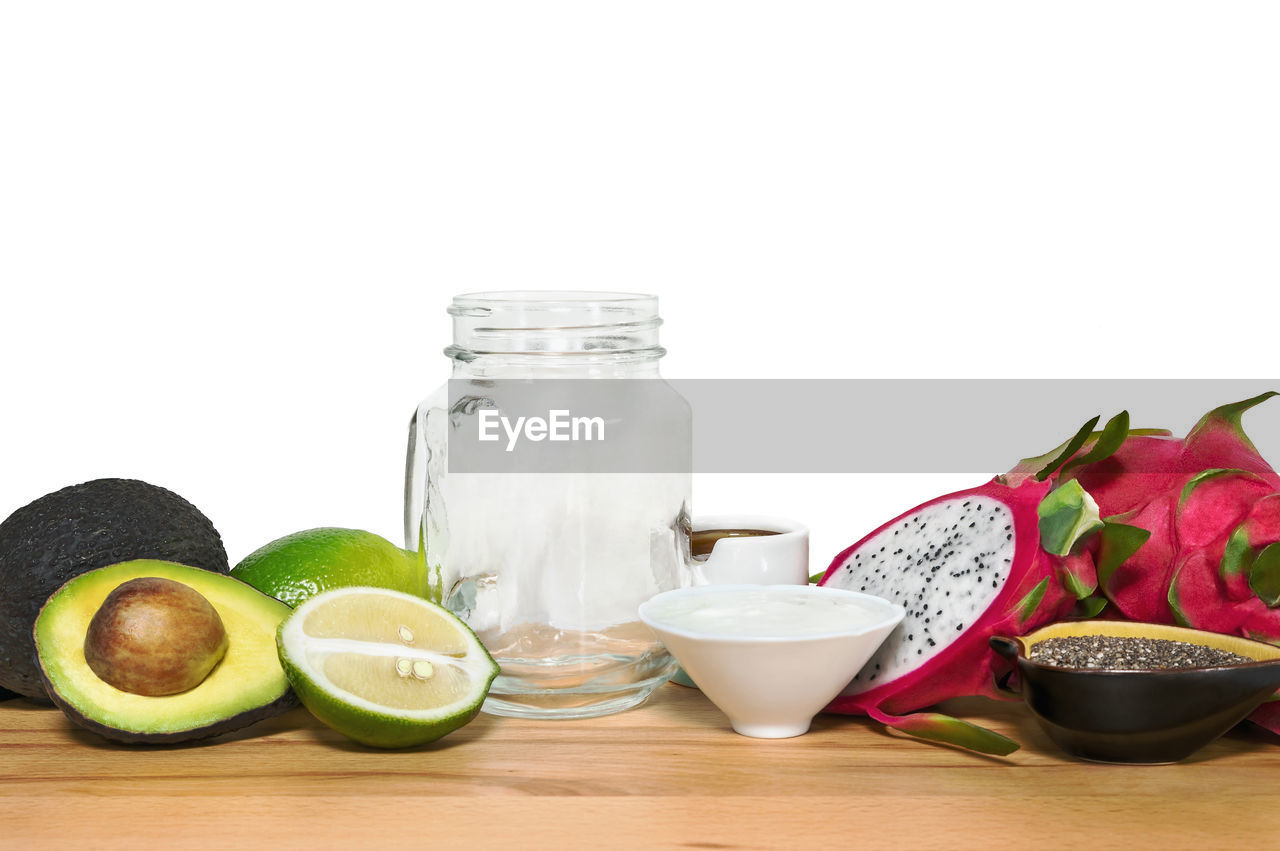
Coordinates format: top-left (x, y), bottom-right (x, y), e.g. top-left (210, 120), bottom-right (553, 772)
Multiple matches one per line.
top-left (639, 584), bottom-right (904, 738)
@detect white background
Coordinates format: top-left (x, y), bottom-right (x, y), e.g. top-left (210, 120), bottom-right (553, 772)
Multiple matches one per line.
top-left (1, 2), bottom-right (1278, 571)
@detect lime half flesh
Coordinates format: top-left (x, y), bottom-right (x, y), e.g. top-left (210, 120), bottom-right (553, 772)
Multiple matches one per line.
top-left (277, 587), bottom-right (498, 748)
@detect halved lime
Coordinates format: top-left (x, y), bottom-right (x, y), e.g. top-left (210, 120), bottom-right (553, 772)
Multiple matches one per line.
top-left (276, 587), bottom-right (498, 748)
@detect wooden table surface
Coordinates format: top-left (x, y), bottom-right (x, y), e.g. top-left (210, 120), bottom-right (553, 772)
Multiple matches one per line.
top-left (3, 684), bottom-right (1278, 849)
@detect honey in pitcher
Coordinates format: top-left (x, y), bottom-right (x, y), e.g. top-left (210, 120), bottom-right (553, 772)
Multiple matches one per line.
top-left (691, 528), bottom-right (782, 561)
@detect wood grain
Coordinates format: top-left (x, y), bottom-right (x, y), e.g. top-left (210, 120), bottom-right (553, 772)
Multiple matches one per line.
top-left (3, 685), bottom-right (1278, 848)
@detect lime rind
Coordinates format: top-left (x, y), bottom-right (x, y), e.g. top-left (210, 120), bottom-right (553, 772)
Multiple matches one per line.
top-left (276, 587), bottom-right (499, 748)
top-left (232, 528), bottom-right (429, 608)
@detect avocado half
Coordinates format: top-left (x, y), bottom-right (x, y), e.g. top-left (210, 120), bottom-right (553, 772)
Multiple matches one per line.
top-left (34, 560), bottom-right (297, 744)
top-left (0, 478), bottom-right (229, 699)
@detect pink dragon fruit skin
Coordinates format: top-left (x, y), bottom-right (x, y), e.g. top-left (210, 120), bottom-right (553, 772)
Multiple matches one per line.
top-left (1050, 394), bottom-right (1280, 627)
top-left (1181, 393), bottom-right (1280, 488)
top-left (1097, 471), bottom-right (1274, 624)
top-left (1168, 550), bottom-right (1250, 635)
top-left (817, 476), bottom-right (1084, 754)
top-left (1069, 437), bottom-right (1186, 517)
top-left (1168, 484), bottom-right (1280, 640)
top-left (1098, 495), bottom-right (1178, 624)
top-left (1222, 494), bottom-right (1280, 603)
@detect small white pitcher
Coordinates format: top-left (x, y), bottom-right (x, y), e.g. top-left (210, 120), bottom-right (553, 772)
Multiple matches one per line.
top-left (691, 515), bottom-right (810, 587)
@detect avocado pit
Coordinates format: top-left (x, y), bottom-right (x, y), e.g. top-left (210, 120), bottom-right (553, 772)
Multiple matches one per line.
top-left (84, 577), bottom-right (229, 696)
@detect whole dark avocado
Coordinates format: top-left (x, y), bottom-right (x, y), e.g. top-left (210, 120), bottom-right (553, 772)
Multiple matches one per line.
top-left (0, 478), bottom-right (228, 700)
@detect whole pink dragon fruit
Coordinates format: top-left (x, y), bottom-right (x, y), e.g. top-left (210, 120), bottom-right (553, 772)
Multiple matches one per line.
top-left (818, 476), bottom-right (1099, 754)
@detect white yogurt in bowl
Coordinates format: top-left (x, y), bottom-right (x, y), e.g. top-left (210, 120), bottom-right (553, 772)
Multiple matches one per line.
top-left (644, 586), bottom-right (895, 638)
top-left (639, 585), bottom-right (904, 738)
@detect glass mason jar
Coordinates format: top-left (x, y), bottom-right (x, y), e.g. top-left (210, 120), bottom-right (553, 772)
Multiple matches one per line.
top-left (405, 292), bottom-right (692, 719)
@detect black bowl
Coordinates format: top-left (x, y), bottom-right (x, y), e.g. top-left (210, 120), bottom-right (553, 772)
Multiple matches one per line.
top-left (991, 621), bottom-right (1280, 764)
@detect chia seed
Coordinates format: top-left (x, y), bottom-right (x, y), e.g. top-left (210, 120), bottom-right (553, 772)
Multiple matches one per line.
top-left (1029, 636), bottom-right (1254, 670)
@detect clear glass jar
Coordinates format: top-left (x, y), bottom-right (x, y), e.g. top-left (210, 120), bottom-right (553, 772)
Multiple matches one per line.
top-left (405, 292), bottom-right (692, 719)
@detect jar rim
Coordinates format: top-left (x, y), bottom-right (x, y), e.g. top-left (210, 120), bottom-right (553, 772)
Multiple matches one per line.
top-left (445, 290), bottom-right (663, 360)
top-left (449, 291), bottom-right (656, 316)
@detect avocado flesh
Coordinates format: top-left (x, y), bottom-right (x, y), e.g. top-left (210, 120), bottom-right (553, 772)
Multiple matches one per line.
top-left (35, 560), bottom-right (296, 743)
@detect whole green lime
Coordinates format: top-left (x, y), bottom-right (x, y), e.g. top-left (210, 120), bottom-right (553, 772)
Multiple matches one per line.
top-left (231, 528), bottom-right (436, 608)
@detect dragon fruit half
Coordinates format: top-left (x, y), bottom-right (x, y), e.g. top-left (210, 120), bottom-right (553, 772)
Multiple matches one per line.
top-left (818, 476), bottom-right (1101, 754)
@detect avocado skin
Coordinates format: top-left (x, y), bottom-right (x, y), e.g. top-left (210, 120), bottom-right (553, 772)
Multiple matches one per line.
top-left (0, 479), bottom-right (228, 700)
top-left (0, 685), bottom-right (18, 702)
top-left (39, 674), bottom-right (300, 744)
